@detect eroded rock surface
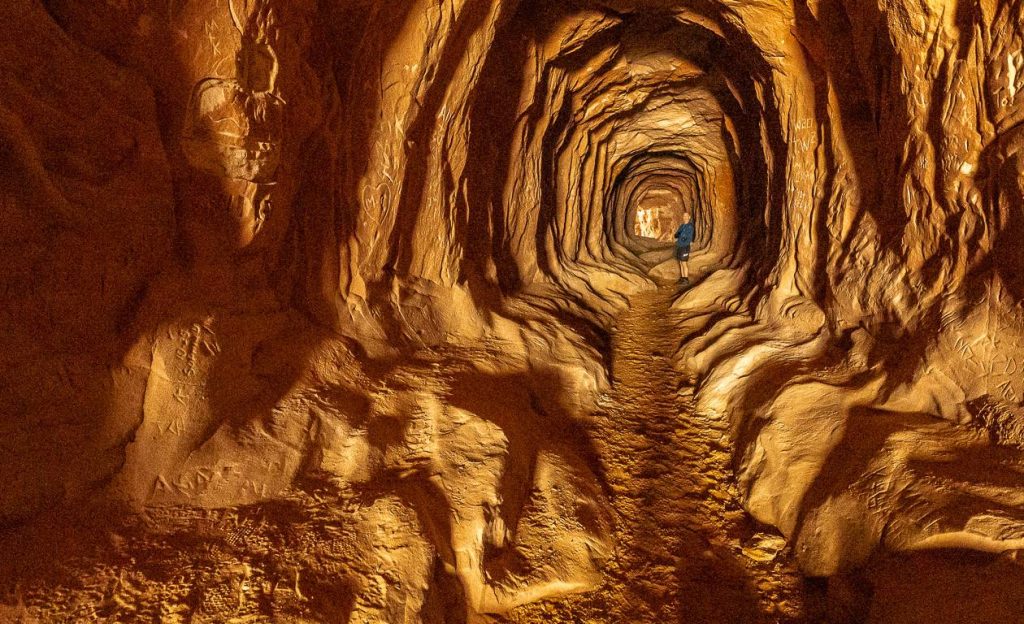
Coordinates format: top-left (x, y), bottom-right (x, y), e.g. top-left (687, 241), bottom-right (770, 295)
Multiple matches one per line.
top-left (3, 0), bottom-right (1024, 622)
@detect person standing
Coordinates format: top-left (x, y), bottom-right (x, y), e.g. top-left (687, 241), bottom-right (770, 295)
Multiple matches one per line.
top-left (674, 212), bottom-right (695, 285)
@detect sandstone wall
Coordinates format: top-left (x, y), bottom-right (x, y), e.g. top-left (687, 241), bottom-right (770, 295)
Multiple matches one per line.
top-left (2, 0), bottom-right (1024, 620)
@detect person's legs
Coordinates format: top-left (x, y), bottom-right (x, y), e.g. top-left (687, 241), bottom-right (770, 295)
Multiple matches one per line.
top-left (676, 246), bottom-right (690, 284)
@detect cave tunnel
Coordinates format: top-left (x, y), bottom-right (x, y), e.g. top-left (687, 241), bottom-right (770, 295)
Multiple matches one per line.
top-left (615, 150), bottom-right (735, 272)
top-left (3, 0), bottom-right (1024, 622)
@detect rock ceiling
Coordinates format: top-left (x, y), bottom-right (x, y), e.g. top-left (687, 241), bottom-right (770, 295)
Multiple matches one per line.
top-left (2, 0), bottom-right (1024, 622)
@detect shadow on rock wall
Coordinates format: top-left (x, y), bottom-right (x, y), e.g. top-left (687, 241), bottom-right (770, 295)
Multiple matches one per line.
top-left (3, 0), bottom-right (1024, 622)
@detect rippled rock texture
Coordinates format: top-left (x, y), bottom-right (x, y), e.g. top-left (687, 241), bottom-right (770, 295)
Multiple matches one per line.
top-left (2, 0), bottom-right (1024, 622)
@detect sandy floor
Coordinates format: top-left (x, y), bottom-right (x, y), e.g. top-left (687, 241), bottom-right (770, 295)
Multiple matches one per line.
top-left (0, 286), bottom-right (826, 623)
top-left (504, 286), bottom-right (822, 623)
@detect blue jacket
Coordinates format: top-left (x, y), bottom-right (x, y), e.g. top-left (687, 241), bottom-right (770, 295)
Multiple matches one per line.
top-left (675, 222), bottom-right (695, 247)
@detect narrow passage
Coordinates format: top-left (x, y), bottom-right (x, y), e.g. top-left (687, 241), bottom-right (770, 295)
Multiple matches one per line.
top-left (507, 287), bottom-right (819, 623)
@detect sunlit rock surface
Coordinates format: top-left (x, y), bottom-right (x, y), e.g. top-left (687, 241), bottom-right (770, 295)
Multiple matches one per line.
top-left (2, 0), bottom-right (1024, 622)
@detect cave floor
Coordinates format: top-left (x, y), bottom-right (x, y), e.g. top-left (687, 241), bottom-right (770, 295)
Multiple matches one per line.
top-left (0, 286), bottom-right (829, 623)
top-left (503, 286), bottom-right (823, 624)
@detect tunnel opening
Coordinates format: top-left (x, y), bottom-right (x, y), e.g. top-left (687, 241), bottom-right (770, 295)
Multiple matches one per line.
top-left (448, 0), bottom-right (776, 314)
top-left (631, 186), bottom-right (689, 243)
top-left (609, 148), bottom-right (737, 283)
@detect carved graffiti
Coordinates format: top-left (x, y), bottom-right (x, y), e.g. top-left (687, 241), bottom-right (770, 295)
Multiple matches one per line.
top-left (181, 0), bottom-right (285, 245)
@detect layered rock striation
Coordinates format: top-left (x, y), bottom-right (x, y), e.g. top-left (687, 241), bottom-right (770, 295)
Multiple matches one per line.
top-left (2, 0), bottom-right (1024, 621)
